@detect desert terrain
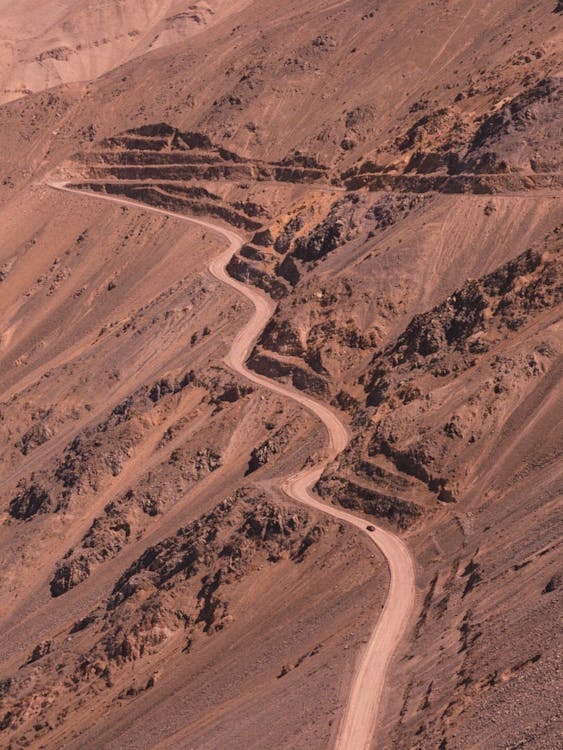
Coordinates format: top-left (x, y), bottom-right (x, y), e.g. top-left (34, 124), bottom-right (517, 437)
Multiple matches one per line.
top-left (0, 2), bottom-right (561, 749)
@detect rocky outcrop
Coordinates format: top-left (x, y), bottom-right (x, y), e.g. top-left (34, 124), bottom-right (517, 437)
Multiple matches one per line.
top-left (366, 193), bottom-right (431, 230)
top-left (50, 556), bottom-right (92, 597)
top-left (226, 255), bottom-right (288, 299)
top-left (2, 492), bottom-right (326, 744)
top-left (248, 352), bottom-right (329, 396)
top-left (27, 641), bottom-right (52, 664)
top-left (316, 475), bottom-right (422, 529)
top-left (4, 369), bottom-right (227, 523)
top-left (397, 107), bottom-right (464, 156)
top-left (292, 217), bottom-right (345, 262)
top-left (343, 171), bottom-right (563, 193)
top-left (276, 254), bottom-right (301, 286)
top-left (72, 182), bottom-right (263, 231)
top-left (73, 124), bottom-right (330, 207)
top-left (364, 243), bottom-right (563, 406)
top-left (50, 447), bottom-right (223, 596)
top-left (252, 228), bottom-right (274, 247)
top-left (108, 491), bottom-right (323, 614)
top-left (367, 436), bottom-right (459, 503)
top-left (259, 318), bottom-right (304, 358)
top-left (343, 77), bottom-right (562, 186)
top-left (9, 481), bottom-right (54, 520)
top-left (16, 423), bottom-right (54, 456)
top-left (274, 215), bottom-right (305, 254)
top-left (461, 78), bottom-right (562, 174)
top-left (246, 425), bottom-right (292, 474)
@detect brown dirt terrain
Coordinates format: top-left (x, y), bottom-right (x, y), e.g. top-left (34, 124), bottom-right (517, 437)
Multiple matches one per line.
top-left (0, 0), bottom-right (252, 105)
top-left (0, 2), bottom-right (561, 749)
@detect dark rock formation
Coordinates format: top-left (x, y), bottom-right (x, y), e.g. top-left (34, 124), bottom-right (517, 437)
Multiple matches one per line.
top-left (50, 557), bottom-right (91, 597)
top-left (246, 425), bottom-right (291, 474)
top-left (9, 481), bottom-right (53, 520)
top-left (293, 218), bottom-right (345, 262)
top-left (316, 475), bottom-right (422, 529)
top-left (27, 641), bottom-right (52, 664)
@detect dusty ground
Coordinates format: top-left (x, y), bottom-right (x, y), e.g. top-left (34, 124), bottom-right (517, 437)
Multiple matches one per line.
top-left (0, 1), bottom-right (561, 749)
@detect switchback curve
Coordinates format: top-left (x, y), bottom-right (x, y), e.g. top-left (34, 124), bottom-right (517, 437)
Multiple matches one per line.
top-left (48, 182), bottom-right (416, 750)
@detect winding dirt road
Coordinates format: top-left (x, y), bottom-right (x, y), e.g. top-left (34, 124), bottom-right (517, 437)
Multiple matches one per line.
top-left (49, 182), bottom-right (416, 750)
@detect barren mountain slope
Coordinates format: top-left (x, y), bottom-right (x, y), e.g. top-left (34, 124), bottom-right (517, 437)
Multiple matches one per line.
top-left (1, 0), bottom-right (562, 190)
top-left (0, 183), bottom-right (385, 750)
top-left (0, 0), bottom-right (251, 105)
top-left (0, 2), bottom-right (561, 750)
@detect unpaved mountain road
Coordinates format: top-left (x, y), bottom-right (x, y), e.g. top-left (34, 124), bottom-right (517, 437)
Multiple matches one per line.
top-left (48, 182), bottom-right (416, 750)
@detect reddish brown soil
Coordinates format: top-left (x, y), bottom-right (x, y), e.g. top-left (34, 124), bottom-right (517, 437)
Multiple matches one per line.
top-left (0, 2), bottom-right (561, 749)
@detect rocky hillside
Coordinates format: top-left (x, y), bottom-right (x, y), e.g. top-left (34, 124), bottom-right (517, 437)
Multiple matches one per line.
top-left (0, 491), bottom-right (330, 746)
top-left (0, 0), bottom-right (243, 105)
top-left (0, 2), bottom-right (561, 749)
